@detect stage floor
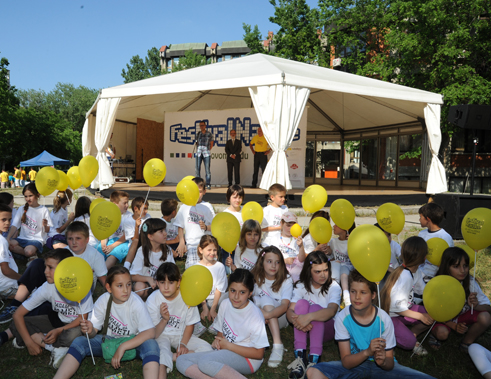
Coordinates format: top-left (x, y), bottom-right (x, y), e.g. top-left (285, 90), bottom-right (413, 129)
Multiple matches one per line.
top-left (99, 182), bottom-right (428, 207)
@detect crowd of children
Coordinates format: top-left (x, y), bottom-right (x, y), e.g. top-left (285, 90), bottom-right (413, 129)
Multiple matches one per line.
top-left (0, 179), bottom-right (489, 379)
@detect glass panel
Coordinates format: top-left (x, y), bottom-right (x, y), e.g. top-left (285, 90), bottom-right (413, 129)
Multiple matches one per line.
top-left (343, 140), bottom-right (360, 179)
top-left (315, 141), bottom-right (341, 179)
top-left (224, 55), bottom-right (232, 61)
top-left (379, 136), bottom-right (397, 180)
top-left (483, 178), bottom-right (491, 194)
top-left (398, 134), bottom-right (422, 181)
top-left (360, 139), bottom-right (378, 179)
top-left (305, 140), bottom-right (314, 178)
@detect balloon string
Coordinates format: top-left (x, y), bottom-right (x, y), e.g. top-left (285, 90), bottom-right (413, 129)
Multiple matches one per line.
top-left (79, 303), bottom-right (95, 365)
top-left (377, 282), bottom-right (381, 338)
top-left (472, 250), bottom-right (477, 315)
top-left (140, 187), bottom-right (151, 219)
top-left (134, 286), bottom-right (152, 293)
top-left (410, 321), bottom-right (436, 358)
top-left (177, 307), bottom-right (190, 355)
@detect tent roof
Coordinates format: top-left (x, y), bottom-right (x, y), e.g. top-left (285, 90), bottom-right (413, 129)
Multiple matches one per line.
top-left (19, 150), bottom-right (71, 167)
top-left (89, 54), bottom-right (443, 136)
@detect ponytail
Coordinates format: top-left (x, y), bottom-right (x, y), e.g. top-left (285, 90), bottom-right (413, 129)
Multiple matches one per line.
top-left (21, 202), bottom-right (29, 224)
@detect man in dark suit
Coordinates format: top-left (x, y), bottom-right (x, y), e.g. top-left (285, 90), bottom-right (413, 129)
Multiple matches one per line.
top-left (225, 129), bottom-right (242, 186)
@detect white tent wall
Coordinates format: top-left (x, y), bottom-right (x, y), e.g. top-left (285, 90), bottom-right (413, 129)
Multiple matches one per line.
top-left (82, 54), bottom-right (446, 193)
top-left (109, 121), bottom-right (137, 162)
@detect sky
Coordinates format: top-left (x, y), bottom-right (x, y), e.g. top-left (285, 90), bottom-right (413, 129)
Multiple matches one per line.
top-left (2, 0), bottom-right (319, 93)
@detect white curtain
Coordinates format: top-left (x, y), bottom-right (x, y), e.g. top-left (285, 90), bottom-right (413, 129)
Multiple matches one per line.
top-left (81, 114), bottom-right (96, 157)
top-left (249, 84), bottom-right (310, 190)
top-left (424, 103), bottom-right (447, 194)
top-left (92, 98), bottom-right (121, 190)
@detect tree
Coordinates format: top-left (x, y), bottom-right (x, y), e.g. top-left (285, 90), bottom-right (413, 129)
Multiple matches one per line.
top-left (170, 49), bottom-right (207, 73)
top-left (242, 24), bottom-right (266, 55)
top-left (121, 47), bottom-right (162, 83)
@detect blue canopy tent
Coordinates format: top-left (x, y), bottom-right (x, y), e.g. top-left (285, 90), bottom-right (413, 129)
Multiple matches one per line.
top-left (20, 151), bottom-right (70, 167)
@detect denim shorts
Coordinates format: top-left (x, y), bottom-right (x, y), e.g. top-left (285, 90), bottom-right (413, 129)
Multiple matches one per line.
top-left (14, 237), bottom-right (43, 253)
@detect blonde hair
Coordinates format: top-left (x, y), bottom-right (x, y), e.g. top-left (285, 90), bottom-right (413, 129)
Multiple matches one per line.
top-left (239, 219), bottom-right (262, 257)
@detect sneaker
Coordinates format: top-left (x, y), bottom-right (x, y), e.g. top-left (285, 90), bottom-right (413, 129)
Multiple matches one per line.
top-left (268, 344), bottom-right (284, 368)
top-left (206, 185), bottom-right (211, 190)
top-left (306, 354), bottom-right (319, 371)
top-left (208, 326), bottom-right (218, 336)
top-left (193, 322), bottom-right (206, 337)
top-left (412, 341), bottom-right (428, 356)
top-left (287, 356), bottom-right (306, 379)
top-left (12, 338), bottom-right (25, 349)
top-left (51, 347), bottom-right (69, 369)
top-left (0, 305), bottom-right (18, 324)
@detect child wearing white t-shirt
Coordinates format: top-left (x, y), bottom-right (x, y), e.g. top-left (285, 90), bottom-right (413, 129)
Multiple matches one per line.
top-left (0, 204), bottom-right (19, 299)
top-left (262, 183), bottom-right (288, 246)
top-left (131, 218), bottom-right (176, 299)
top-left (146, 263), bottom-right (212, 377)
top-left (302, 211), bottom-right (331, 255)
top-left (72, 196), bottom-right (99, 248)
top-left (46, 190), bottom-right (74, 250)
top-left (161, 198), bottom-right (180, 251)
top-left (176, 269), bottom-right (269, 378)
top-left (121, 197), bottom-right (151, 270)
top-left (252, 246), bottom-right (293, 368)
top-left (221, 184), bottom-right (245, 272)
top-left (53, 266), bottom-right (160, 379)
top-left (0, 192), bottom-right (18, 239)
top-left (226, 219), bottom-right (262, 272)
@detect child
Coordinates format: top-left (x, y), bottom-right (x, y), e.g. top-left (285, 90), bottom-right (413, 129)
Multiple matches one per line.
top-left (418, 202), bottom-right (454, 284)
top-left (374, 223), bottom-right (402, 277)
top-left (430, 247), bottom-right (491, 352)
top-left (0, 249), bottom-right (93, 369)
top-left (270, 211), bottom-right (306, 282)
top-left (226, 219), bottom-right (262, 272)
top-left (286, 251), bottom-right (341, 379)
top-left (66, 222), bottom-right (107, 288)
top-left (193, 177), bottom-right (215, 217)
top-left (161, 198), bottom-right (180, 252)
top-left (302, 210), bottom-right (330, 255)
top-left (72, 196), bottom-right (99, 248)
top-left (196, 236), bottom-right (227, 335)
top-left (469, 343), bottom-right (491, 378)
top-left (327, 222), bottom-right (356, 306)
top-left (380, 236), bottom-right (433, 355)
top-left (176, 269), bottom-right (269, 378)
top-left (251, 246), bottom-right (293, 368)
top-left (175, 177), bottom-right (214, 269)
top-left (122, 196), bottom-right (151, 269)
top-left (222, 184), bottom-right (245, 271)
top-left (307, 270), bottom-right (435, 379)
top-left (262, 183), bottom-right (288, 246)
top-left (53, 266), bottom-right (160, 379)
top-left (146, 263), bottom-right (212, 378)
top-left (7, 183), bottom-right (53, 265)
top-left (46, 190), bottom-right (75, 249)
top-left (0, 204), bottom-right (19, 300)
top-left (131, 218), bottom-right (176, 299)
top-left (96, 190), bottom-right (131, 270)
top-left (0, 192), bottom-right (17, 238)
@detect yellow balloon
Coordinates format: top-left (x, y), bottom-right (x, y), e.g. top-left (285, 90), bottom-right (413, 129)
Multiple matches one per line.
top-left (180, 265), bottom-right (213, 307)
top-left (376, 203), bottom-right (405, 235)
top-left (461, 208), bottom-right (491, 251)
top-left (309, 217), bottom-right (332, 244)
top-left (35, 167), bottom-right (60, 196)
top-left (330, 199), bottom-right (356, 231)
top-left (79, 155), bottom-right (99, 188)
top-left (241, 201), bottom-right (264, 224)
top-left (211, 212), bottom-right (241, 252)
top-left (183, 175), bottom-right (195, 181)
top-left (348, 224), bottom-right (391, 283)
top-left (54, 257), bottom-right (93, 302)
top-left (290, 223), bottom-right (302, 238)
top-left (423, 275), bottom-right (466, 322)
top-left (89, 198), bottom-right (106, 214)
top-left (90, 202), bottom-right (122, 241)
top-left (426, 238), bottom-right (449, 266)
top-left (302, 185), bottom-right (328, 213)
top-left (56, 170), bottom-right (69, 191)
top-left (143, 158), bottom-right (167, 187)
top-left (67, 166), bottom-right (82, 190)
top-left (460, 245), bottom-right (476, 269)
top-left (176, 179), bottom-right (200, 206)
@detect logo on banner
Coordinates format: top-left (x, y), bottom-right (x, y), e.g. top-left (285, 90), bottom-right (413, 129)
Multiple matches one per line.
top-left (290, 164), bottom-right (298, 170)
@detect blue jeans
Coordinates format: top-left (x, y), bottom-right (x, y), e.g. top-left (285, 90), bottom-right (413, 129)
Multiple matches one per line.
top-left (311, 360), bottom-right (436, 379)
top-left (68, 334), bottom-right (160, 366)
top-left (195, 154), bottom-right (211, 185)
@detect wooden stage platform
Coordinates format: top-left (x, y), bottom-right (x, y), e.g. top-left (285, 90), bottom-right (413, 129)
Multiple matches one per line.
top-left (98, 183), bottom-right (428, 207)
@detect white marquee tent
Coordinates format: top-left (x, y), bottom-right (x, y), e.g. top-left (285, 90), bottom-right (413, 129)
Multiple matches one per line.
top-left (82, 54), bottom-right (446, 192)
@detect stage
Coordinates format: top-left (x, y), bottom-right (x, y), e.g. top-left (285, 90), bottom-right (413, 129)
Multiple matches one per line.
top-left (96, 182), bottom-right (429, 208)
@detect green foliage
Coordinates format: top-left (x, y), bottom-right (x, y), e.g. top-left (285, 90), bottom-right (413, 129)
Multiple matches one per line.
top-left (242, 24), bottom-right (267, 55)
top-left (170, 49), bottom-right (207, 73)
top-left (121, 47), bottom-right (162, 83)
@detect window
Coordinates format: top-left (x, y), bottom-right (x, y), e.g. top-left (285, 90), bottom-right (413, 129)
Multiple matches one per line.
top-left (316, 141), bottom-right (341, 179)
top-left (379, 136), bottom-right (397, 180)
top-left (360, 139), bottom-right (377, 179)
top-left (343, 140), bottom-right (360, 179)
top-left (398, 134), bottom-right (422, 181)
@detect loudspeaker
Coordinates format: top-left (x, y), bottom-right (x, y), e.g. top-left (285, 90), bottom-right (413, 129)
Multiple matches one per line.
top-left (447, 105), bottom-right (491, 130)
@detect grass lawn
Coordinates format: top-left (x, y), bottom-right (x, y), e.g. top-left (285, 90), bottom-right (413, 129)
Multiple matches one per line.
top-left (1, 226), bottom-right (490, 379)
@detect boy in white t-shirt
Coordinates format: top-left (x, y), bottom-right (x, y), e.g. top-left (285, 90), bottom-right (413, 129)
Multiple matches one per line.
top-left (0, 204), bottom-right (19, 299)
top-left (161, 198), bottom-right (180, 252)
top-left (96, 190), bottom-right (132, 270)
top-left (66, 222), bottom-right (107, 288)
top-left (121, 197), bottom-right (151, 270)
top-left (175, 178), bottom-right (214, 269)
top-left (262, 183), bottom-right (288, 246)
top-left (0, 192), bottom-right (17, 239)
top-left (0, 249), bottom-right (93, 369)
